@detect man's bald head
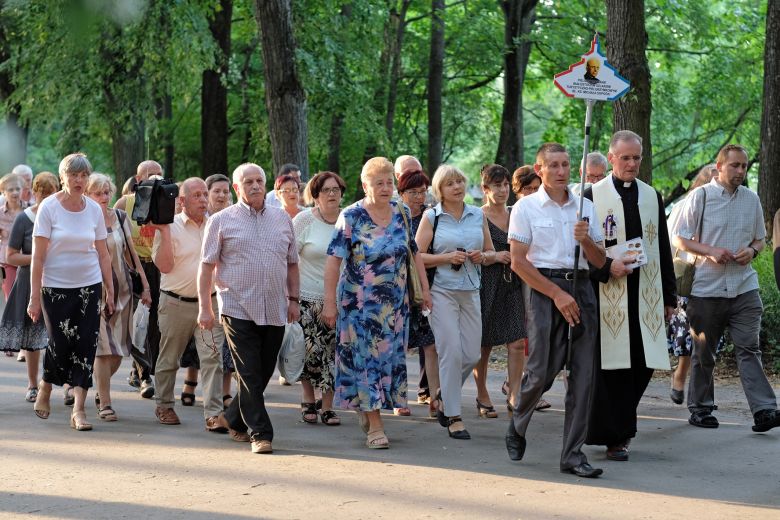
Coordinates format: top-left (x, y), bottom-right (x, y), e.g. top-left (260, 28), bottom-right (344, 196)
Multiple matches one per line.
top-left (394, 155), bottom-right (423, 181)
top-left (180, 177), bottom-right (207, 197)
top-left (232, 163), bottom-right (266, 186)
top-left (136, 160), bottom-right (163, 182)
top-left (179, 177), bottom-right (209, 222)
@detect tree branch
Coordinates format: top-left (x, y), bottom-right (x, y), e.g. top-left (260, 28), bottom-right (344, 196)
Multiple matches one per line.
top-left (406, 0), bottom-right (467, 24)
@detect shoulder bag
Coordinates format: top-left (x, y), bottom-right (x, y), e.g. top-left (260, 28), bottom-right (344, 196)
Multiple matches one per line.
top-left (673, 188), bottom-right (706, 297)
top-left (399, 205), bottom-right (424, 308)
top-left (116, 209), bottom-right (145, 298)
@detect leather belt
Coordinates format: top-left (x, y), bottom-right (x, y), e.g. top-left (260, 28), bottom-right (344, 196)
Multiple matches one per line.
top-left (538, 268), bottom-right (589, 281)
top-left (161, 290), bottom-right (215, 303)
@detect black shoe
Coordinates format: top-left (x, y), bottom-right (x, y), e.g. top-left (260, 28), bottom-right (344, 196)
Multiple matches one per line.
top-left (688, 411), bottom-right (719, 428)
top-left (505, 423), bottom-right (526, 461)
top-left (139, 379), bottom-right (155, 399)
top-left (669, 388), bottom-right (684, 405)
top-left (606, 444), bottom-right (629, 461)
top-left (752, 409), bottom-right (780, 432)
top-left (561, 463), bottom-right (603, 478)
top-left (127, 371), bottom-right (141, 390)
top-left (446, 417), bottom-right (470, 440)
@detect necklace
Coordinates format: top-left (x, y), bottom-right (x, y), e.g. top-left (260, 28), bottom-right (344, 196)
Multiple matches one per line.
top-left (316, 207), bottom-right (338, 225)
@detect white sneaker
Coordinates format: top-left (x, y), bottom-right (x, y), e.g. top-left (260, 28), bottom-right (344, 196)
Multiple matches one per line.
top-left (278, 376), bottom-right (291, 386)
top-left (17, 351), bottom-right (25, 362)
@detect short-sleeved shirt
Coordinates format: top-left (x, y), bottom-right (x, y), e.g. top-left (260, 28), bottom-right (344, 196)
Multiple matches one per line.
top-left (125, 194), bottom-right (155, 259)
top-left (33, 195), bottom-right (107, 288)
top-left (508, 185), bottom-right (603, 269)
top-left (0, 201), bottom-right (27, 264)
top-left (201, 200), bottom-right (298, 326)
top-left (293, 209), bottom-right (335, 302)
top-left (153, 211), bottom-right (208, 298)
top-left (424, 203), bottom-right (484, 290)
top-left (674, 179), bottom-right (765, 298)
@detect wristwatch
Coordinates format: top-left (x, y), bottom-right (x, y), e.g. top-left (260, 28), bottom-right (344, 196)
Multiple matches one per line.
top-left (288, 296), bottom-right (300, 303)
top-left (750, 246), bottom-right (759, 259)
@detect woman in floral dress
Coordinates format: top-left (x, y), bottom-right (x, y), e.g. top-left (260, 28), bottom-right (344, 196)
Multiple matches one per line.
top-left (322, 157), bottom-right (431, 449)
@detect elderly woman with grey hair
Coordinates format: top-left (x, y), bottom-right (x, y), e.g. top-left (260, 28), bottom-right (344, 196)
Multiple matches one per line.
top-left (28, 153), bottom-right (115, 431)
top-left (86, 173), bottom-right (151, 421)
top-left (322, 157), bottom-right (432, 449)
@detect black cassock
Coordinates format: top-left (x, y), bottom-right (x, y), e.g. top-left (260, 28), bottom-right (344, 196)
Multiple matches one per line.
top-left (583, 176), bottom-right (676, 447)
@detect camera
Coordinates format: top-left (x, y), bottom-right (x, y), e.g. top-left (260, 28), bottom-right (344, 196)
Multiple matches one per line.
top-left (452, 247), bottom-right (466, 271)
top-left (132, 178), bottom-right (179, 225)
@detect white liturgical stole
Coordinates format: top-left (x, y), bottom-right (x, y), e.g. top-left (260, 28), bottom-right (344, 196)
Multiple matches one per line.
top-left (592, 175), bottom-right (670, 370)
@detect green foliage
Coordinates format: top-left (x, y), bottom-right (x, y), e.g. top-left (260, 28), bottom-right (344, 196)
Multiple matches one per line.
top-left (754, 248), bottom-right (780, 373)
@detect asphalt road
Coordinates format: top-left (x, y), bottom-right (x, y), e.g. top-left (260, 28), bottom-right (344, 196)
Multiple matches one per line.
top-left (1, 351), bottom-right (778, 519)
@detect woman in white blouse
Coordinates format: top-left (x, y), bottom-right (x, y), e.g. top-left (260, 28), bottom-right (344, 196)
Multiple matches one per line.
top-left (28, 153), bottom-right (114, 431)
top-left (293, 171), bottom-right (346, 426)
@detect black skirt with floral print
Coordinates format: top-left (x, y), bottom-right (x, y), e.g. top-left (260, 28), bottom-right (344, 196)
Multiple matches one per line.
top-left (40, 283), bottom-right (102, 389)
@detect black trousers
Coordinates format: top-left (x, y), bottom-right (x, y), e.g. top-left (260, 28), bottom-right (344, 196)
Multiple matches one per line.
top-left (222, 315), bottom-right (284, 442)
top-left (130, 259), bottom-right (160, 381)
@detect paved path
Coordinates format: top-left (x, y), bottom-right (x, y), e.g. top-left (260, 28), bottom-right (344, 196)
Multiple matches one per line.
top-left (1, 352), bottom-right (778, 519)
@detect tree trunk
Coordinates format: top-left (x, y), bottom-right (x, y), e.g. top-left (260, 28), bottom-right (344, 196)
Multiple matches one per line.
top-left (326, 113), bottom-right (344, 174)
top-left (759, 0), bottom-right (780, 232)
top-left (385, 0), bottom-right (411, 145)
top-left (111, 120), bottom-right (146, 189)
top-left (201, 0), bottom-right (232, 178)
top-left (606, 0), bottom-right (653, 183)
top-left (155, 93), bottom-right (174, 177)
top-left (254, 0), bottom-right (309, 181)
top-left (427, 0), bottom-right (445, 174)
top-left (0, 6), bottom-right (27, 170)
top-left (495, 0), bottom-right (538, 176)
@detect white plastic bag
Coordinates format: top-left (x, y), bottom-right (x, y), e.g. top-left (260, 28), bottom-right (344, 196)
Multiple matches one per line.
top-left (277, 322), bottom-right (305, 382)
top-left (132, 304), bottom-right (149, 353)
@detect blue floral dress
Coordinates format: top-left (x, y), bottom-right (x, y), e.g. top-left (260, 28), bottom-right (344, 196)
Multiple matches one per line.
top-left (327, 200), bottom-right (415, 411)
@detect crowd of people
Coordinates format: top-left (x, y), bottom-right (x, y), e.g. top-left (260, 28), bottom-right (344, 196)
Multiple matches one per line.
top-left (2, 131), bottom-right (779, 474)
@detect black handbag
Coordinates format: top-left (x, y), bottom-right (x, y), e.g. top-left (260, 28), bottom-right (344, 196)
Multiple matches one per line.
top-left (426, 213), bottom-right (440, 287)
top-left (132, 178), bottom-right (179, 225)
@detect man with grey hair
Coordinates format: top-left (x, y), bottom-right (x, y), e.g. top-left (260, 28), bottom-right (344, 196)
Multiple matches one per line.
top-left (11, 164), bottom-right (34, 204)
top-left (584, 130), bottom-right (676, 461)
top-left (585, 152), bottom-right (608, 184)
top-left (150, 177), bottom-right (225, 431)
top-left (199, 163), bottom-right (300, 454)
top-left (115, 160), bottom-right (165, 398)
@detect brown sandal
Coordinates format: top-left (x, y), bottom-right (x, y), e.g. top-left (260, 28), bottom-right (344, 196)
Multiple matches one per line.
top-left (70, 411), bottom-right (93, 431)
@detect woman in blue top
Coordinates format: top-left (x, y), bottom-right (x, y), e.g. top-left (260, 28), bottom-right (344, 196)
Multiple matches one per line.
top-left (416, 164), bottom-right (495, 440)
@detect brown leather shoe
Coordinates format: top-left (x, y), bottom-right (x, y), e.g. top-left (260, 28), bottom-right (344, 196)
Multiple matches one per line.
top-left (155, 406), bottom-right (180, 425)
top-left (251, 439), bottom-right (273, 454)
top-left (216, 411), bottom-right (249, 441)
top-left (206, 415), bottom-right (228, 433)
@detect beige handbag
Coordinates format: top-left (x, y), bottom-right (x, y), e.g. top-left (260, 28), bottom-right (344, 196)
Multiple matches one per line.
top-left (399, 206), bottom-right (424, 308)
top-left (673, 188), bottom-right (706, 297)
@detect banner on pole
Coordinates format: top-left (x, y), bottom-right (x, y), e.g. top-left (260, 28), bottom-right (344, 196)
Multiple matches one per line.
top-left (554, 35), bottom-right (630, 101)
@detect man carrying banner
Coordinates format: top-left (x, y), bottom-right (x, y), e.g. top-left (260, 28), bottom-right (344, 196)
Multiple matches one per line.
top-left (505, 142), bottom-right (606, 478)
top-left (584, 130), bottom-right (676, 461)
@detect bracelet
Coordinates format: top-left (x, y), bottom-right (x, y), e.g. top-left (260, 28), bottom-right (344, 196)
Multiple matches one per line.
top-left (288, 296), bottom-right (300, 303)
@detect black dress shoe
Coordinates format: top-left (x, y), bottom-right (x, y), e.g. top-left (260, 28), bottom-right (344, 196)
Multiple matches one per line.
top-left (505, 423), bottom-right (526, 461)
top-left (669, 388), bottom-right (684, 405)
top-left (446, 416), bottom-right (470, 439)
top-left (606, 444), bottom-right (629, 461)
top-left (561, 463), bottom-right (603, 478)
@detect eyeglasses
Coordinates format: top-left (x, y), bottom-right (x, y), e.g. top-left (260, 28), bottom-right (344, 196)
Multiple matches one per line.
top-left (200, 329), bottom-right (218, 354)
top-left (321, 187), bottom-right (342, 195)
top-left (404, 190), bottom-right (427, 198)
top-left (617, 155), bottom-right (642, 162)
top-left (279, 188), bottom-right (300, 194)
top-left (521, 185), bottom-right (539, 194)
